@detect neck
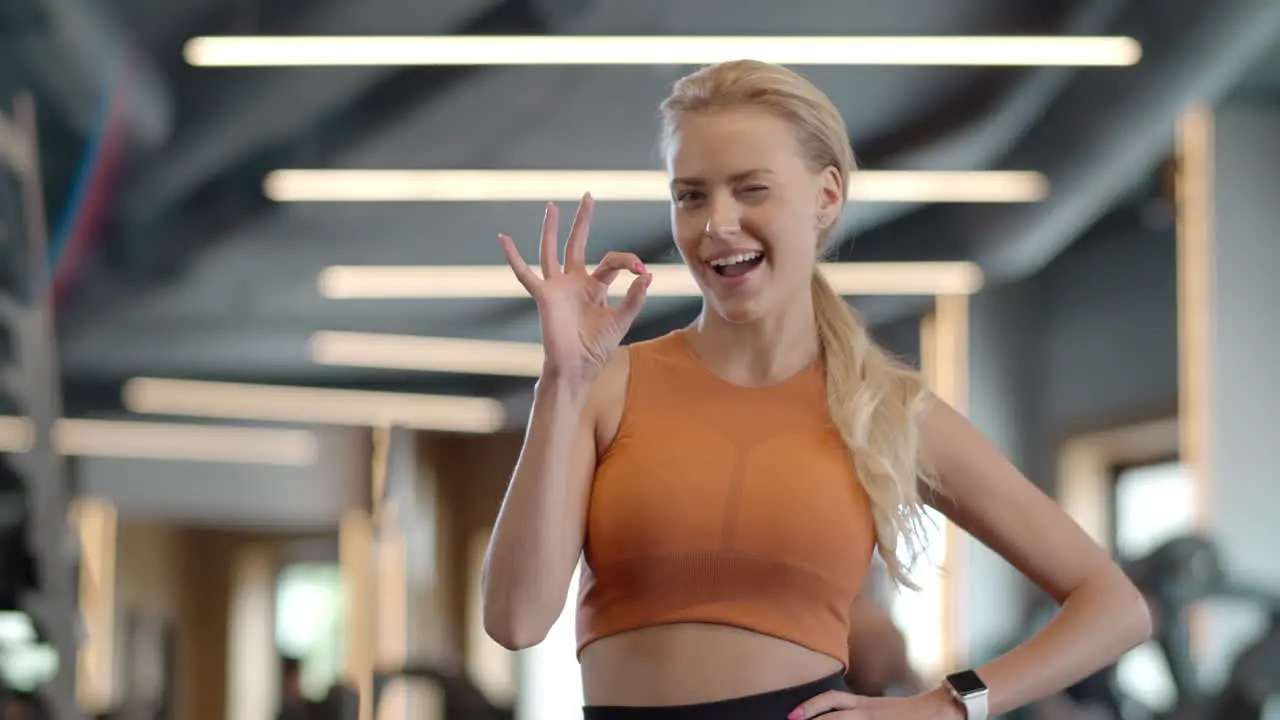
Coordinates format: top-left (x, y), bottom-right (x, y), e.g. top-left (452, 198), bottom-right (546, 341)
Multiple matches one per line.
top-left (687, 292), bottom-right (820, 386)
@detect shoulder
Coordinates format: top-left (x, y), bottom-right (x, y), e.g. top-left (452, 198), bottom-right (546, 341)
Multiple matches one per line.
top-left (588, 331), bottom-right (686, 452)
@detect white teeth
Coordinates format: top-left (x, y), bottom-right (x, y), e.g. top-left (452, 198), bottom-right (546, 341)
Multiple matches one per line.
top-left (709, 251), bottom-right (763, 267)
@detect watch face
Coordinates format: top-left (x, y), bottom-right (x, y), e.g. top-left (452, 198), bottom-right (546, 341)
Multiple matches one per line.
top-left (947, 670), bottom-right (987, 696)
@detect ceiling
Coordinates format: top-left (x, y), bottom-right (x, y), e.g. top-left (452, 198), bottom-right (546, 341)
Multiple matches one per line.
top-left (5, 0), bottom-right (1280, 419)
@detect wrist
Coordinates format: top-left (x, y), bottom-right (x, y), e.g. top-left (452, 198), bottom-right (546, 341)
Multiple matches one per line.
top-left (535, 367), bottom-right (595, 404)
top-left (919, 685), bottom-right (966, 720)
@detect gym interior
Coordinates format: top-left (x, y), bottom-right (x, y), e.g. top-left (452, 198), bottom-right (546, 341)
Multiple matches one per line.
top-left (0, 0), bottom-right (1277, 718)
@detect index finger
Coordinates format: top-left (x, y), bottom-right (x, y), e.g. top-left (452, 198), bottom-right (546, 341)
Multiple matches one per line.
top-left (499, 234), bottom-right (541, 295)
top-left (564, 192), bottom-right (594, 272)
top-left (788, 690), bottom-right (861, 720)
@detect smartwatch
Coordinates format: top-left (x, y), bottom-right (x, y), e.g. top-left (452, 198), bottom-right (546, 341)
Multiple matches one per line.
top-left (943, 670), bottom-right (989, 720)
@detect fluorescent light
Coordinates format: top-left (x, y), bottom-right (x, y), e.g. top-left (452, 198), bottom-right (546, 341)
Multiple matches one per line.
top-left (318, 261), bottom-right (984, 300)
top-left (0, 417), bottom-right (319, 466)
top-left (184, 35), bottom-right (1142, 68)
top-left (121, 378), bottom-right (506, 434)
top-left (265, 169), bottom-right (1048, 204)
top-left (310, 331), bottom-right (546, 377)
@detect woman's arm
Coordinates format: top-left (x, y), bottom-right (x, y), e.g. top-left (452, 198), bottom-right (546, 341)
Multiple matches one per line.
top-left (919, 395), bottom-right (1152, 716)
top-left (481, 352), bottom-right (624, 650)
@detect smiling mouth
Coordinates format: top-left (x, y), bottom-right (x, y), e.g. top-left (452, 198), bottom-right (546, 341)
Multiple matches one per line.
top-left (708, 251), bottom-right (765, 278)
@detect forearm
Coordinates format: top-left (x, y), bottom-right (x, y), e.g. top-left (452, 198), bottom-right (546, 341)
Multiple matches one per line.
top-left (482, 375), bottom-right (593, 649)
top-left (973, 574), bottom-right (1151, 715)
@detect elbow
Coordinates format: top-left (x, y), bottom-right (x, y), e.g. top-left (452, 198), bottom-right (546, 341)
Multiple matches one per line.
top-left (481, 598), bottom-right (554, 651)
top-left (483, 614), bottom-right (551, 652)
top-left (1129, 591), bottom-right (1155, 647)
top-left (1113, 576), bottom-right (1155, 651)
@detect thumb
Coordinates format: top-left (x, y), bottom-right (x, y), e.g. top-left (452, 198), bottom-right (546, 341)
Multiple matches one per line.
top-left (614, 273), bottom-right (651, 327)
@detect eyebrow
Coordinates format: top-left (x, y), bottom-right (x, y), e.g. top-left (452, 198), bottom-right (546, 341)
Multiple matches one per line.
top-left (671, 168), bottom-right (775, 186)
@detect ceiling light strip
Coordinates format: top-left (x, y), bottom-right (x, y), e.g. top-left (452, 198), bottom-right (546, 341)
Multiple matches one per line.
top-left (0, 417), bottom-right (319, 466)
top-left (121, 378), bottom-right (507, 434)
top-left (310, 331), bottom-right (547, 377)
top-left (317, 261), bottom-right (985, 300)
top-left (185, 35), bottom-right (1142, 68)
top-left (264, 169), bottom-right (1049, 204)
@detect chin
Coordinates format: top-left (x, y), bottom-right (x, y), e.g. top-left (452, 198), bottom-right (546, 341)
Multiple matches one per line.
top-left (709, 296), bottom-right (769, 324)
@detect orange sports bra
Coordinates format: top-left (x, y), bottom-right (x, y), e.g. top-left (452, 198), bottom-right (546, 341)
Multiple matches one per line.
top-left (576, 330), bottom-right (877, 668)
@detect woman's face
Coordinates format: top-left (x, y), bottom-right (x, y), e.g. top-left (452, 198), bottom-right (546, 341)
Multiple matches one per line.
top-left (666, 107), bottom-right (843, 324)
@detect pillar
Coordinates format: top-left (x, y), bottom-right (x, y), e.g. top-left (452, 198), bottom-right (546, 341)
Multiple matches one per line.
top-left (1176, 100), bottom-right (1280, 686)
top-left (227, 542), bottom-right (279, 720)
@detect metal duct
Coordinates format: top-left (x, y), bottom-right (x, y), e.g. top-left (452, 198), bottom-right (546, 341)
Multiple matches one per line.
top-left (849, 0), bottom-right (1280, 283)
top-left (839, 0), bottom-right (1132, 238)
top-left (3, 0), bottom-right (173, 149)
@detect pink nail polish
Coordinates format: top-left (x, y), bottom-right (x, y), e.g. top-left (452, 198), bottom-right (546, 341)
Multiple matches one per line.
top-left (637, 262), bottom-right (648, 273)
top-left (787, 711), bottom-right (802, 720)
top-left (644, 274), bottom-right (653, 288)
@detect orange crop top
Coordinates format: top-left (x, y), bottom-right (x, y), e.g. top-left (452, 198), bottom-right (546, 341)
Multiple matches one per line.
top-left (576, 330), bottom-right (878, 668)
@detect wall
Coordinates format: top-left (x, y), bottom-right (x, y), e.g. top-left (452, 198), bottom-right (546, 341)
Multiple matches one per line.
top-left (1033, 213), bottom-right (1181, 482)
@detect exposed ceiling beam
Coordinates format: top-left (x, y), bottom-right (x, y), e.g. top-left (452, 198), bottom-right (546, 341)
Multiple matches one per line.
top-left (110, 0), bottom-right (554, 279)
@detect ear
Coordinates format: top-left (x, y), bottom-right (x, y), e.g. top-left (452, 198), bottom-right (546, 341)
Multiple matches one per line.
top-left (816, 165), bottom-right (844, 218)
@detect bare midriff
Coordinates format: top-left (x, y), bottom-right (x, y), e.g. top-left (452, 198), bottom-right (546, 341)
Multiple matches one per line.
top-left (580, 623), bottom-right (844, 706)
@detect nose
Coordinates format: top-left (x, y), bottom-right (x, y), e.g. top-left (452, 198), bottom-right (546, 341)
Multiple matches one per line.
top-left (703, 195), bottom-right (741, 239)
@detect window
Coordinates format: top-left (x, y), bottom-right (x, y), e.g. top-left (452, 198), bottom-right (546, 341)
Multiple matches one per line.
top-left (1113, 461), bottom-right (1196, 558)
top-left (275, 562), bottom-right (345, 700)
top-left (0, 612), bottom-right (57, 692)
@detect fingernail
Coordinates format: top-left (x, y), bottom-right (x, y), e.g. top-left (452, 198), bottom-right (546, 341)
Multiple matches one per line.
top-left (787, 711), bottom-right (802, 720)
top-left (637, 262), bottom-right (648, 273)
top-left (644, 274), bottom-right (653, 288)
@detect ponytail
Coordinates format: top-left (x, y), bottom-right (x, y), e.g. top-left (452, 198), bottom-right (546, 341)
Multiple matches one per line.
top-left (811, 271), bottom-right (939, 589)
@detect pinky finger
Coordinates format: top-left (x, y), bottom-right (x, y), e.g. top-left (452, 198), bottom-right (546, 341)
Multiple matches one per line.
top-left (499, 234), bottom-right (542, 295)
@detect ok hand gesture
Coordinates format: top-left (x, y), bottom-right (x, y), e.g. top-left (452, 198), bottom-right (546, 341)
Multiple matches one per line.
top-left (499, 193), bottom-right (652, 383)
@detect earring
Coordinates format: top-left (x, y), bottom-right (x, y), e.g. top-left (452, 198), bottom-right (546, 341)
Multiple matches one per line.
top-left (816, 213), bottom-right (827, 227)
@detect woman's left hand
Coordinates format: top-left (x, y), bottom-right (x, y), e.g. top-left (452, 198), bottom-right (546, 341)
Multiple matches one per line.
top-left (787, 687), bottom-right (963, 719)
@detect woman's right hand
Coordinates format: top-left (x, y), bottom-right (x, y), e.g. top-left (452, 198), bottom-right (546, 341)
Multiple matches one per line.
top-left (499, 193), bottom-right (652, 383)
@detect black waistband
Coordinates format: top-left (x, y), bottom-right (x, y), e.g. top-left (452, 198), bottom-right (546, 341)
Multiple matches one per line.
top-left (583, 672), bottom-right (849, 720)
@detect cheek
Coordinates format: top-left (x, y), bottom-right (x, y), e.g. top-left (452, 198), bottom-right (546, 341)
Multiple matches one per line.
top-left (671, 213), bottom-right (703, 260)
top-left (746, 208), bottom-right (818, 262)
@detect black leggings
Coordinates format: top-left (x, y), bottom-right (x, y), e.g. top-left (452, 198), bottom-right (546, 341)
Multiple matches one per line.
top-left (582, 673), bottom-right (849, 720)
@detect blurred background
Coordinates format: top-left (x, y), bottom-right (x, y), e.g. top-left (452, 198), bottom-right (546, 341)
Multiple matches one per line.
top-left (0, 0), bottom-right (1278, 718)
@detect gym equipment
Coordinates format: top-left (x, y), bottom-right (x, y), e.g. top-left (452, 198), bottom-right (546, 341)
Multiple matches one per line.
top-left (980, 534), bottom-right (1280, 720)
top-left (0, 91), bottom-right (84, 720)
top-left (1154, 610), bottom-right (1280, 720)
top-left (1129, 536), bottom-right (1280, 716)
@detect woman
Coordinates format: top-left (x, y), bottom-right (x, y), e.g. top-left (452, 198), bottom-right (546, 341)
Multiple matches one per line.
top-left (482, 60), bottom-right (1151, 720)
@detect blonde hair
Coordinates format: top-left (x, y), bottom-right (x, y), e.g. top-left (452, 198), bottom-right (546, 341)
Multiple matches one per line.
top-left (659, 60), bottom-right (941, 589)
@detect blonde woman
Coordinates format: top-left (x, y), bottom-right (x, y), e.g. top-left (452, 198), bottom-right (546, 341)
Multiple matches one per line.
top-left (482, 60), bottom-right (1151, 720)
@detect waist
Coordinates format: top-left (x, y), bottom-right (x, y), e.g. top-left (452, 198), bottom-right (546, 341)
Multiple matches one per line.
top-left (583, 664), bottom-right (848, 720)
top-left (577, 553), bottom-right (855, 667)
top-left (581, 623), bottom-right (845, 707)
